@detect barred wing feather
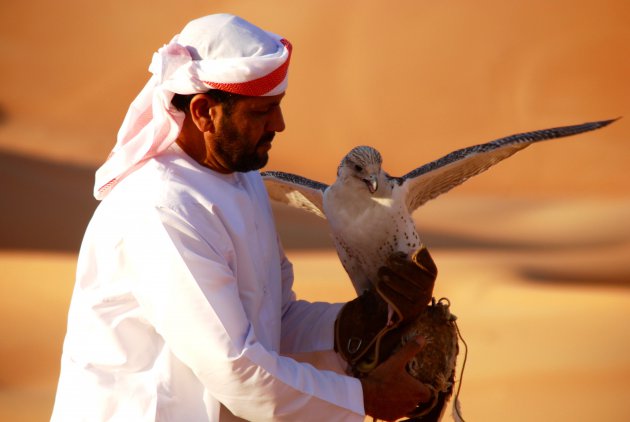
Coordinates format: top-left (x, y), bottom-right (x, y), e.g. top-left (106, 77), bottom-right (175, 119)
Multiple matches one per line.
top-left (400, 119), bottom-right (617, 213)
top-left (261, 170), bottom-right (328, 219)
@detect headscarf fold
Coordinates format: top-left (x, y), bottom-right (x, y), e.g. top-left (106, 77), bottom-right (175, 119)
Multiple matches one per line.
top-left (94, 14), bottom-right (292, 199)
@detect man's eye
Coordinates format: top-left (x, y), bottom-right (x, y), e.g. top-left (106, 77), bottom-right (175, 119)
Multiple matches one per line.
top-left (251, 108), bottom-right (272, 116)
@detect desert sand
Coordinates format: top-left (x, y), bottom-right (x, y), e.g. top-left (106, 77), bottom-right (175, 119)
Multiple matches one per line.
top-left (1, 0), bottom-right (629, 421)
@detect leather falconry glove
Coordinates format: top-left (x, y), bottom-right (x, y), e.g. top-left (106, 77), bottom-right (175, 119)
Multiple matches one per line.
top-left (377, 246), bottom-right (438, 324)
top-left (335, 246), bottom-right (438, 375)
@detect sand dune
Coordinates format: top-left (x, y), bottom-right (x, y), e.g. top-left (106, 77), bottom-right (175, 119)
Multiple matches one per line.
top-left (1, 0), bottom-right (629, 420)
top-left (1, 0), bottom-right (628, 195)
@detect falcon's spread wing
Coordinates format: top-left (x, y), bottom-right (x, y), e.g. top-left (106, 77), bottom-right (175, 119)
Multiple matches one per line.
top-left (261, 171), bottom-right (328, 219)
top-left (399, 118), bottom-right (617, 213)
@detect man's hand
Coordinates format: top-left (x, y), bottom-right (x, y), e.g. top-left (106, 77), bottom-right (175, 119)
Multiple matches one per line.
top-left (360, 336), bottom-right (432, 421)
top-left (376, 246), bottom-right (438, 324)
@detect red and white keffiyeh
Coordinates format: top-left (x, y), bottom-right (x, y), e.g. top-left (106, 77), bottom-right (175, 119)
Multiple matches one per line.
top-left (94, 14), bottom-right (292, 199)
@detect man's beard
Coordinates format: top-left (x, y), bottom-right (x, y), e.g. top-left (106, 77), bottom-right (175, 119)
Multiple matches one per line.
top-left (213, 118), bottom-right (275, 173)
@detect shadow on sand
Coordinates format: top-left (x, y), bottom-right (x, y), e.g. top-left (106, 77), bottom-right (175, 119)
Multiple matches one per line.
top-left (519, 267), bottom-right (630, 288)
top-left (0, 150), bottom-right (98, 251)
top-left (3, 150), bottom-right (548, 253)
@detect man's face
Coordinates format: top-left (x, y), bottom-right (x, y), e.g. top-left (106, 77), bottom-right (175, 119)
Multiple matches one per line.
top-left (211, 93), bottom-right (285, 173)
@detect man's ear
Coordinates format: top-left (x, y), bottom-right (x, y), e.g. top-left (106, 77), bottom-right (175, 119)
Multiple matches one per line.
top-left (189, 94), bottom-right (219, 133)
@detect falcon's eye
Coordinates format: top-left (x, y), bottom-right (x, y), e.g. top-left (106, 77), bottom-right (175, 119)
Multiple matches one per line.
top-left (354, 164), bottom-right (363, 172)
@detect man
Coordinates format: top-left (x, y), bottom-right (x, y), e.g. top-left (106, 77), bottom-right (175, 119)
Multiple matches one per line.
top-left (52, 14), bottom-right (432, 421)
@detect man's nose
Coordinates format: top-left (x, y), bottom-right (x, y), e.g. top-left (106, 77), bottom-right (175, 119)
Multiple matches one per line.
top-left (266, 107), bottom-right (285, 133)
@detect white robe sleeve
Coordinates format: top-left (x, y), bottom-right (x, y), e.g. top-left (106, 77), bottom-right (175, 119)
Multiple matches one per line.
top-left (124, 204), bottom-right (364, 421)
top-left (278, 252), bottom-right (345, 354)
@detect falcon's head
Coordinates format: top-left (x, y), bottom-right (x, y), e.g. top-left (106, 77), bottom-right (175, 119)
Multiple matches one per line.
top-left (337, 146), bottom-right (383, 194)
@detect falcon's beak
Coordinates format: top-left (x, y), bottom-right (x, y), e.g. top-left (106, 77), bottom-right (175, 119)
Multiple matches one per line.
top-left (363, 176), bottom-right (378, 194)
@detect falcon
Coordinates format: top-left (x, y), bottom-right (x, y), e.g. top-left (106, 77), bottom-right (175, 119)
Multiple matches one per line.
top-left (262, 118), bottom-right (616, 295)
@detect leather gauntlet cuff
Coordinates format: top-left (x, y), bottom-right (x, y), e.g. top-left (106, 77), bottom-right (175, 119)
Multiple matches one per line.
top-left (334, 289), bottom-right (398, 375)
